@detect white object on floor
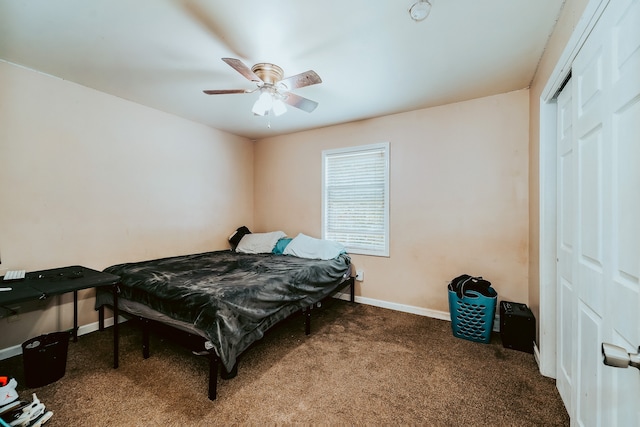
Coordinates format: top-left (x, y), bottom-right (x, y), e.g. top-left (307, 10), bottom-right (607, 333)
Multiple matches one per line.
top-left (0, 378), bottom-right (18, 407)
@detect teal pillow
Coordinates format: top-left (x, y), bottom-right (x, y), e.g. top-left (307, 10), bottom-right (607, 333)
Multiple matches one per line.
top-left (272, 238), bottom-right (293, 255)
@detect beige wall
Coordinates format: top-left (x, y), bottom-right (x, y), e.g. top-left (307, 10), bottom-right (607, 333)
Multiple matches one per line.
top-left (0, 61), bottom-right (254, 350)
top-left (528, 0), bottom-right (590, 338)
top-left (255, 89), bottom-right (529, 314)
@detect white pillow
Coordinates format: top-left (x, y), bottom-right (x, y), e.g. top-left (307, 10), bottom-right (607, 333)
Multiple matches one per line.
top-left (235, 231), bottom-right (286, 254)
top-left (282, 233), bottom-right (346, 260)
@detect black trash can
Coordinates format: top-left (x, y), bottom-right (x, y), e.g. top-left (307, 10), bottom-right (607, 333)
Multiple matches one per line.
top-left (22, 331), bottom-right (70, 388)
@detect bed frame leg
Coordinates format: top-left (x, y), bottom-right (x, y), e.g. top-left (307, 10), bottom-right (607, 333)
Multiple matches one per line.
top-left (208, 353), bottom-right (219, 401)
top-left (99, 306), bottom-right (105, 331)
top-left (113, 284), bottom-right (120, 369)
top-left (350, 277), bottom-right (355, 303)
top-left (142, 318), bottom-right (150, 359)
top-left (304, 307), bottom-right (311, 335)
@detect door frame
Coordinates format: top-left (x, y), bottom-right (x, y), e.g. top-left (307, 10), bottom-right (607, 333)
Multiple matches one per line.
top-left (537, 0), bottom-right (610, 378)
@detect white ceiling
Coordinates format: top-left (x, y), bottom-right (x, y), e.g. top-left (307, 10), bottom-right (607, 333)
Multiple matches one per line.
top-left (0, 0), bottom-right (564, 140)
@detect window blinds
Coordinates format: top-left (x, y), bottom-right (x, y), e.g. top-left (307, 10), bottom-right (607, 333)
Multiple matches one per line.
top-left (323, 143), bottom-right (389, 256)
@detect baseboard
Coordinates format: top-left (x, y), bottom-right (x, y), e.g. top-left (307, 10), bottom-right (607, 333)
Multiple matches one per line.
top-left (0, 343), bottom-right (22, 361)
top-left (333, 292), bottom-right (450, 320)
top-left (334, 292), bottom-right (502, 332)
top-left (0, 315), bottom-right (128, 361)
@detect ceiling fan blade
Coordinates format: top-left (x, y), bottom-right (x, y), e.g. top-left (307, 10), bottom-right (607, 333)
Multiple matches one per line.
top-left (203, 89), bottom-right (251, 95)
top-left (222, 58), bottom-right (262, 82)
top-left (282, 92), bottom-right (319, 113)
top-left (278, 70), bottom-right (322, 90)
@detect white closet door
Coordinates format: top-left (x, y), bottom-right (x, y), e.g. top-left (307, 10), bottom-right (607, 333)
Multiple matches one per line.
top-left (556, 77), bottom-right (574, 414)
top-left (558, 0), bottom-right (640, 425)
top-left (605, 0), bottom-right (640, 425)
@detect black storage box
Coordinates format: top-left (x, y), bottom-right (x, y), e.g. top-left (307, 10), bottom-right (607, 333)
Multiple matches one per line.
top-left (22, 331), bottom-right (70, 388)
top-left (500, 301), bottom-right (535, 354)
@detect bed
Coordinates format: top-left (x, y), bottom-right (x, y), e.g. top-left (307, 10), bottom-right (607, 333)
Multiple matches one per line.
top-left (95, 245), bottom-right (353, 400)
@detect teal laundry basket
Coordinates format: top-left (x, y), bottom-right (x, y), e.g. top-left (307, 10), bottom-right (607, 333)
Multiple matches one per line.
top-left (448, 287), bottom-right (497, 344)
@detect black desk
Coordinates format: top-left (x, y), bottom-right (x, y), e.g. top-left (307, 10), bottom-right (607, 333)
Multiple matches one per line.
top-left (0, 266), bottom-right (119, 341)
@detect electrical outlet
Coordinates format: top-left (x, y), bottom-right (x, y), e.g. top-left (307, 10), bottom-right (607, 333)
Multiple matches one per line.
top-left (355, 270), bottom-right (364, 282)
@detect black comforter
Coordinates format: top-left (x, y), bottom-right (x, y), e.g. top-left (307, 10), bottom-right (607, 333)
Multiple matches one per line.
top-left (96, 250), bottom-right (351, 372)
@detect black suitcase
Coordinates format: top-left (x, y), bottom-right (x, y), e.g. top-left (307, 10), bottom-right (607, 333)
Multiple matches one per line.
top-left (499, 301), bottom-right (535, 354)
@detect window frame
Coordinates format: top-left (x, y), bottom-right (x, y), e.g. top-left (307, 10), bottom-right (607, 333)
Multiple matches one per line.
top-left (321, 142), bottom-right (390, 257)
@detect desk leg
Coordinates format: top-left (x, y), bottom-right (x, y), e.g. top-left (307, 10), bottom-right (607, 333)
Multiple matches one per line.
top-left (113, 285), bottom-right (119, 369)
top-left (73, 290), bottom-right (79, 342)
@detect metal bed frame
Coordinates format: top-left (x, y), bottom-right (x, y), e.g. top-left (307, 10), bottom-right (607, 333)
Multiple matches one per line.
top-left (98, 276), bottom-right (355, 400)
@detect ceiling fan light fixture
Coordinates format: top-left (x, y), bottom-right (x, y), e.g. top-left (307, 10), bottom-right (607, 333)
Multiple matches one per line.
top-left (409, 0), bottom-right (432, 21)
top-left (252, 91), bottom-right (273, 116)
top-left (205, 58), bottom-right (321, 116)
top-left (251, 101), bottom-right (266, 116)
top-left (272, 98), bottom-right (287, 117)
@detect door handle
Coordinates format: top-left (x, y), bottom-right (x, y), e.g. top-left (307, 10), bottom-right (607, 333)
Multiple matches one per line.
top-left (602, 343), bottom-right (640, 370)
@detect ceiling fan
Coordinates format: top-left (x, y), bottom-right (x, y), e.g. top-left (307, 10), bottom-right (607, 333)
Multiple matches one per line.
top-left (203, 58), bottom-right (322, 116)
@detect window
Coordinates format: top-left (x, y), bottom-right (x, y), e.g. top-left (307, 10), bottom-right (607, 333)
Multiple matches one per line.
top-left (322, 142), bottom-right (389, 257)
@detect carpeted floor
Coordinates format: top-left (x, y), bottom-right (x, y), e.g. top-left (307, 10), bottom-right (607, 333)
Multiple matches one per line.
top-left (0, 300), bottom-right (569, 426)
